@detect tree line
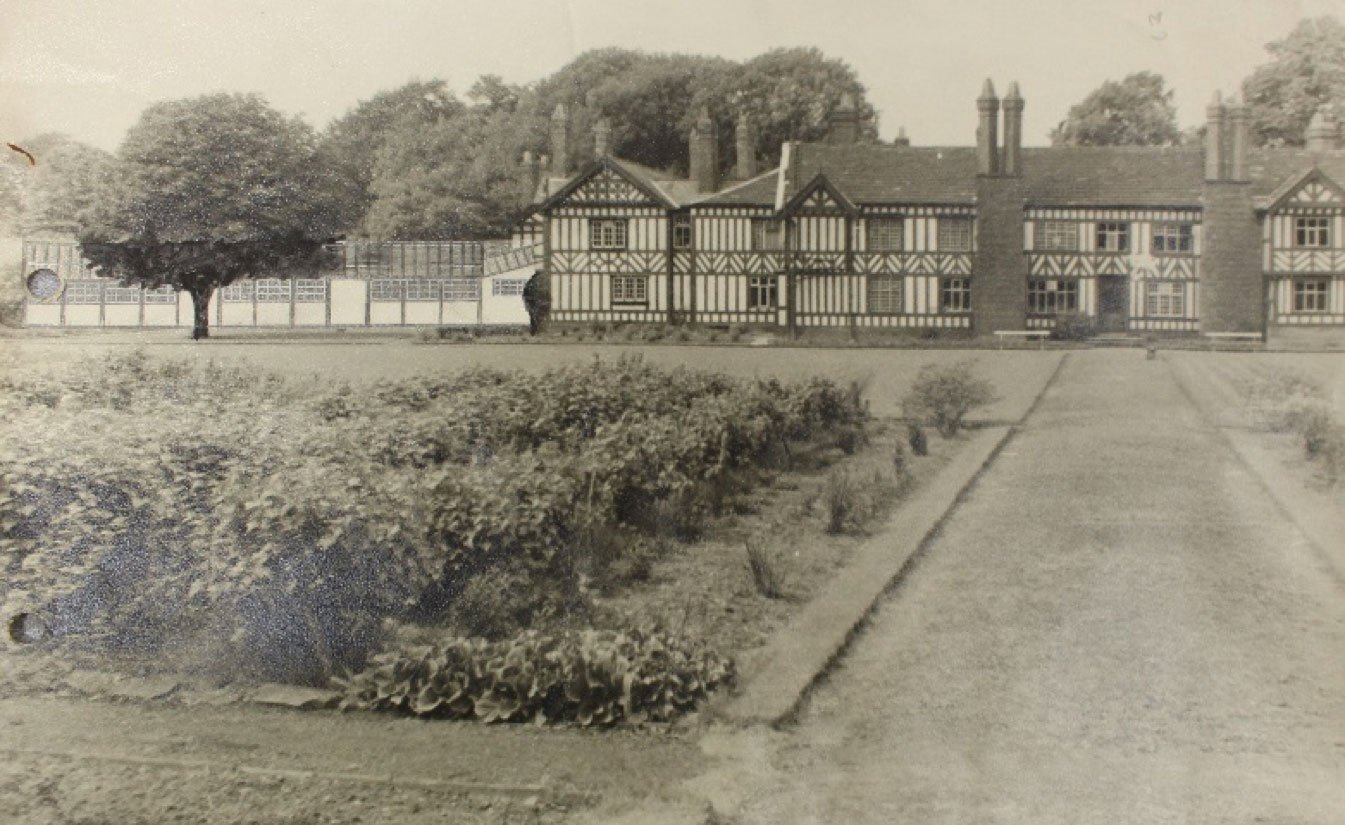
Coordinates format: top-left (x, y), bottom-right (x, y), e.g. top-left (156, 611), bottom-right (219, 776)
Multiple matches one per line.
top-left (1, 18), bottom-right (1340, 339)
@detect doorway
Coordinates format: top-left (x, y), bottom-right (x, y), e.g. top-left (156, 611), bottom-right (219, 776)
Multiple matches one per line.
top-left (1097, 275), bottom-right (1129, 333)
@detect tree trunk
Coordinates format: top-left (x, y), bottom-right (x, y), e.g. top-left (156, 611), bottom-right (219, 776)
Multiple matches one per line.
top-left (189, 286), bottom-right (212, 340)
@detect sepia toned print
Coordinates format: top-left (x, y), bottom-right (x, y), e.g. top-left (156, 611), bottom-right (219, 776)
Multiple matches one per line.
top-left (2, 2), bottom-right (1343, 822)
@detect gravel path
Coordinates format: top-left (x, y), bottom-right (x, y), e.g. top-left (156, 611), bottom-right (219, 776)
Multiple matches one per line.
top-left (719, 349), bottom-right (1345, 824)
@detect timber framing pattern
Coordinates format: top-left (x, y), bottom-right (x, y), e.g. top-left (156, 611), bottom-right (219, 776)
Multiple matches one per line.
top-left (515, 82), bottom-right (1345, 341)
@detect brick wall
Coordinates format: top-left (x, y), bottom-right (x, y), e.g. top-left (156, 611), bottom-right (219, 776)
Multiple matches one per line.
top-left (1201, 182), bottom-right (1263, 333)
top-left (972, 177), bottom-right (1027, 332)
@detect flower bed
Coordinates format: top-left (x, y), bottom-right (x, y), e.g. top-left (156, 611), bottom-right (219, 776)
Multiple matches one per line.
top-left (1, 351), bottom-right (864, 718)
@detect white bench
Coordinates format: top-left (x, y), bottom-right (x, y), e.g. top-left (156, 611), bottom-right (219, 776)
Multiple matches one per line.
top-left (1203, 331), bottom-right (1263, 348)
top-left (993, 330), bottom-right (1051, 349)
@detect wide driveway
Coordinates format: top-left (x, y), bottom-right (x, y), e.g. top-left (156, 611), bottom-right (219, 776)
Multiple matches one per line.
top-left (727, 349), bottom-right (1345, 824)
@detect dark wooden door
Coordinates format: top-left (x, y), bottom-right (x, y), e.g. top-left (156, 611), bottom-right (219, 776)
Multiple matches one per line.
top-left (1097, 275), bottom-right (1129, 333)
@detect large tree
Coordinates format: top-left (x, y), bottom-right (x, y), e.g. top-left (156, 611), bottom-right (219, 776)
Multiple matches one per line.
top-left (362, 105), bottom-right (542, 239)
top-left (78, 93), bottom-right (344, 339)
top-left (1050, 71), bottom-right (1181, 147)
top-left (321, 79), bottom-right (464, 233)
top-left (1243, 16), bottom-right (1345, 147)
top-left (14, 133), bottom-right (116, 237)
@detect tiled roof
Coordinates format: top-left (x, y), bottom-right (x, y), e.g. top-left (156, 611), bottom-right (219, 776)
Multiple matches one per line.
top-left (785, 144), bottom-right (979, 204)
top-left (1020, 147), bottom-right (1205, 207)
top-left (543, 142), bottom-right (1345, 214)
top-left (695, 169), bottom-right (780, 207)
top-left (1247, 148), bottom-right (1345, 203)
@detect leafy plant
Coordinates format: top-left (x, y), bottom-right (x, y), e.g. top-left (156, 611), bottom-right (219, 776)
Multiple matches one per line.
top-left (745, 538), bottom-right (784, 599)
top-left (907, 422), bottom-right (928, 456)
top-left (334, 625), bottom-right (734, 726)
top-left (901, 360), bottom-right (996, 437)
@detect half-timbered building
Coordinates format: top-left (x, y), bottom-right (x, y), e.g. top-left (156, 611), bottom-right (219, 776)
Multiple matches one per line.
top-left (525, 81), bottom-right (1345, 345)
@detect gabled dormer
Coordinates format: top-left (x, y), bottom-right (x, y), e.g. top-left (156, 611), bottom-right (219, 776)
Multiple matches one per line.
top-left (1259, 167), bottom-right (1345, 214)
top-left (537, 156), bottom-right (677, 212)
top-left (779, 174), bottom-right (859, 218)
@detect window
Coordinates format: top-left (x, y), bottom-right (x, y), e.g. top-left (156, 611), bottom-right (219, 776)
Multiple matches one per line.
top-left (255, 279), bottom-right (291, 303)
top-left (369, 280), bottom-right (404, 301)
top-left (1039, 220), bottom-right (1079, 251)
top-left (937, 218), bottom-right (972, 251)
top-left (672, 216), bottom-right (693, 250)
top-left (940, 277), bottom-right (971, 312)
top-left (492, 279), bottom-right (527, 297)
top-left (1152, 223), bottom-right (1194, 253)
top-left (611, 275), bottom-right (647, 304)
top-left (25, 269), bottom-right (61, 300)
top-left (590, 219), bottom-right (627, 250)
top-left (1293, 279), bottom-right (1329, 313)
top-left (1027, 279), bottom-right (1078, 314)
top-left (1294, 216), bottom-right (1330, 248)
top-left (221, 282), bottom-right (253, 302)
top-left (103, 286), bottom-right (142, 304)
top-left (143, 286), bottom-right (177, 305)
top-left (866, 275), bottom-right (902, 314)
top-left (1145, 281), bottom-right (1186, 317)
top-left (751, 219), bottom-right (783, 251)
top-left (1096, 222), bottom-right (1130, 252)
top-left (748, 276), bottom-right (778, 309)
top-left (443, 278), bottom-right (480, 302)
top-left (63, 281), bottom-right (102, 304)
top-left (404, 279), bottom-right (440, 301)
top-left (866, 219), bottom-right (904, 252)
top-left (294, 280), bottom-right (327, 303)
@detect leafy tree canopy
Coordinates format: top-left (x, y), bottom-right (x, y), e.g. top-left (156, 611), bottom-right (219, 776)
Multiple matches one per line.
top-left (1, 133), bottom-right (115, 237)
top-left (1050, 71), bottom-right (1181, 147)
top-left (356, 47), bottom-right (875, 239)
top-left (79, 93), bottom-right (344, 339)
top-left (1242, 16), bottom-right (1345, 147)
top-left (321, 79), bottom-right (464, 232)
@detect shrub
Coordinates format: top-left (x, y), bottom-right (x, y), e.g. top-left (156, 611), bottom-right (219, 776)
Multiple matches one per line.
top-left (2, 351), bottom-right (867, 685)
top-left (901, 360), bottom-right (996, 437)
top-left (907, 422), bottom-right (928, 456)
top-left (822, 469), bottom-right (860, 534)
top-left (745, 539), bottom-right (784, 599)
top-left (1286, 402), bottom-right (1336, 458)
top-left (1050, 312), bottom-right (1095, 341)
top-left (334, 625), bottom-right (735, 726)
top-left (892, 441), bottom-right (913, 493)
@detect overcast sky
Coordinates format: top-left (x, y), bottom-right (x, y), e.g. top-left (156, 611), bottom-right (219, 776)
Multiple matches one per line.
top-left (2, 0), bottom-right (1342, 153)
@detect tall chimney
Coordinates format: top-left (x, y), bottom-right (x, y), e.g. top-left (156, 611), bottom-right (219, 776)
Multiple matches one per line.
top-left (893, 126), bottom-right (910, 147)
top-left (1204, 92), bottom-right (1226, 181)
top-left (1227, 96), bottom-right (1249, 180)
top-left (1306, 107), bottom-right (1337, 151)
top-left (593, 117), bottom-right (611, 158)
top-left (977, 80), bottom-right (1000, 176)
top-left (1001, 81), bottom-right (1024, 177)
top-left (689, 107), bottom-right (719, 193)
top-left (734, 112), bottom-right (758, 180)
top-left (827, 92), bottom-right (861, 144)
top-left (550, 104), bottom-right (570, 174)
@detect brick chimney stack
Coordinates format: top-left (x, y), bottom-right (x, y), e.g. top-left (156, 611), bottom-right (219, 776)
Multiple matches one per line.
top-left (593, 117), bottom-right (612, 158)
top-left (689, 107), bottom-right (720, 193)
top-left (1227, 96), bottom-right (1249, 180)
top-left (1205, 92), bottom-right (1226, 181)
top-left (734, 112), bottom-right (758, 180)
top-left (1306, 107), bottom-right (1338, 151)
top-left (1001, 81), bottom-right (1024, 177)
top-left (550, 104), bottom-right (570, 175)
top-left (827, 92), bottom-right (861, 144)
top-left (977, 79), bottom-right (999, 176)
top-left (893, 126), bottom-right (910, 147)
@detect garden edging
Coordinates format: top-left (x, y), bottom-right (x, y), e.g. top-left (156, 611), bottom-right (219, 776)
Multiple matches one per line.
top-left (711, 352), bottom-right (1068, 728)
